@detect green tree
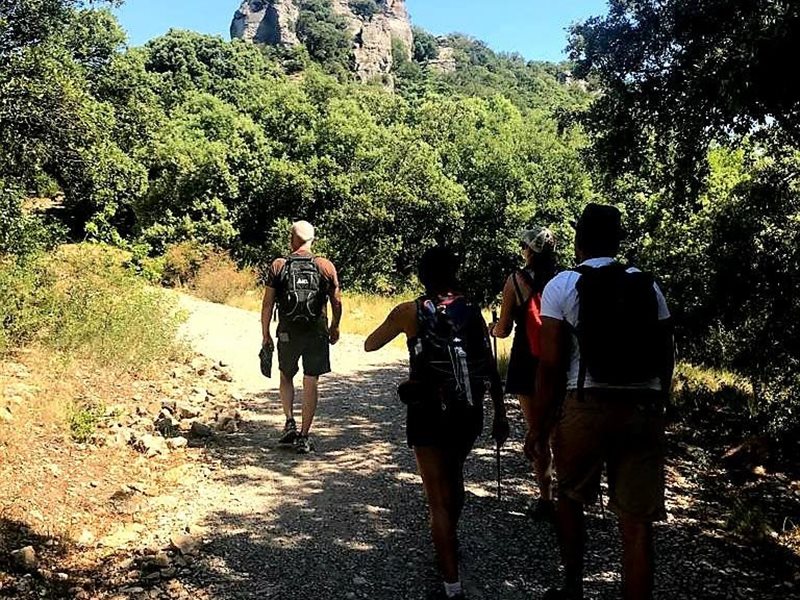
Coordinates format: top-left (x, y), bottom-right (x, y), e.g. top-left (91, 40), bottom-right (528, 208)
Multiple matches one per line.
top-left (348, 0), bottom-right (380, 20)
top-left (296, 0), bottom-right (353, 76)
top-left (412, 27), bottom-right (439, 62)
top-left (569, 0), bottom-right (800, 190)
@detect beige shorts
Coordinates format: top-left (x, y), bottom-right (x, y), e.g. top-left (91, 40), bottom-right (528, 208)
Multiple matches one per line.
top-left (554, 389), bottom-right (667, 522)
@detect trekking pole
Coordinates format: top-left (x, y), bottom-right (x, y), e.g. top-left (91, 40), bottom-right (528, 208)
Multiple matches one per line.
top-left (491, 309), bottom-right (501, 503)
top-left (598, 476), bottom-right (608, 524)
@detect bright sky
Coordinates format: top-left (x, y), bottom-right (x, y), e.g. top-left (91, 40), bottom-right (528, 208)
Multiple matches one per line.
top-left (113, 0), bottom-right (609, 61)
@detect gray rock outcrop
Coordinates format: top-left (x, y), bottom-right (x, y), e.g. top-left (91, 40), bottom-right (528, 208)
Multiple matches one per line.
top-left (230, 0), bottom-right (414, 85)
top-left (428, 45), bottom-right (457, 74)
top-left (231, 0), bottom-right (300, 47)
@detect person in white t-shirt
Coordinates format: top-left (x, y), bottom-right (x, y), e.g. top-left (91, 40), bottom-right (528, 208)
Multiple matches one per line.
top-left (530, 204), bottom-right (674, 600)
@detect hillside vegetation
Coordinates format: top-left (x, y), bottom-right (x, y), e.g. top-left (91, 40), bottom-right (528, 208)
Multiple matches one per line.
top-left (1, 0), bottom-right (799, 455)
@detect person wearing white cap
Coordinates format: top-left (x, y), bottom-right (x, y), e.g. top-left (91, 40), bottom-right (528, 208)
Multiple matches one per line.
top-left (491, 226), bottom-right (559, 520)
top-left (261, 221), bottom-right (342, 454)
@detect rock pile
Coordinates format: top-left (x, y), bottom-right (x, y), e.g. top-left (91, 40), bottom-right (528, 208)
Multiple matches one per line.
top-left (90, 356), bottom-right (245, 457)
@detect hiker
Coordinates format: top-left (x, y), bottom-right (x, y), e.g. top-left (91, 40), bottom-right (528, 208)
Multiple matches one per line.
top-left (261, 220), bottom-right (343, 454)
top-left (364, 247), bottom-right (509, 600)
top-left (531, 203), bottom-right (674, 600)
top-left (491, 227), bottom-right (558, 520)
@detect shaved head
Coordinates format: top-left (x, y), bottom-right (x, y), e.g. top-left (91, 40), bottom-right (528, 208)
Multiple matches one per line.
top-left (290, 220), bottom-right (315, 251)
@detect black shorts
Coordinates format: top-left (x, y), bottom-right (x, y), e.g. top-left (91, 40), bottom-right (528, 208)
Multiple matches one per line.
top-left (406, 398), bottom-right (483, 460)
top-left (277, 327), bottom-right (331, 378)
top-left (505, 330), bottom-right (538, 396)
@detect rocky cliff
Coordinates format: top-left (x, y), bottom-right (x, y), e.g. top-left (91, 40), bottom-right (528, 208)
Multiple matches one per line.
top-left (231, 0), bottom-right (300, 47)
top-left (231, 0), bottom-right (413, 84)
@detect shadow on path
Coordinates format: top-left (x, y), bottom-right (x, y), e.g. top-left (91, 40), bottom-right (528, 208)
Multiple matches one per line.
top-left (181, 361), bottom-right (799, 600)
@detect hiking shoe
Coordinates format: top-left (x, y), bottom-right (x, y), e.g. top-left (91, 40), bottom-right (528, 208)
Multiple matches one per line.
top-left (278, 419), bottom-right (298, 445)
top-left (529, 498), bottom-right (556, 522)
top-left (295, 434), bottom-right (313, 454)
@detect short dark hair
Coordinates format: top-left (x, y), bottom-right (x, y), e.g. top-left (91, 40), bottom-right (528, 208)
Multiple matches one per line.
top-left (418, 247), bottom-right (460, 295)
top-left (574, 203), bottom-right (624, 258)
top-left (576, 227), bottom-right (621, 257)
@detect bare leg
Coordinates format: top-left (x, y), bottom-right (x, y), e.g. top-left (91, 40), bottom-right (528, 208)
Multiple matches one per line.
top-left (533, 438), bottom-right (554, 502)
top-left (620, 517), bottom-right (655, 600)
top-left (555, 495), bottom-right (585, 599)
top-left (519, 393), bottom-right (554, 501)
top-left (280, 371), bottom-right (295, 421)
top-left (415, 447), bottom-right (464, 584)
top-left (300, 375), bottom-right (319, 436)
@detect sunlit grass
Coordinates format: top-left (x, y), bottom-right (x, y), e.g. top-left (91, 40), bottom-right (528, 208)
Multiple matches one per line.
top-left (227, 288), bottom-right (513, 362)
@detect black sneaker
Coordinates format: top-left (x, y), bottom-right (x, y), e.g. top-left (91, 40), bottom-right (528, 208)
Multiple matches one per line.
top-left (295, 434), bottom-right (313, 454)
top-left (278, 419), bottom-right (297, 445)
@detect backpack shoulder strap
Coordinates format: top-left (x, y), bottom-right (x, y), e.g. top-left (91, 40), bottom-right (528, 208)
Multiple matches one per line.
top-left (511, 272), bottom-right (525, 305)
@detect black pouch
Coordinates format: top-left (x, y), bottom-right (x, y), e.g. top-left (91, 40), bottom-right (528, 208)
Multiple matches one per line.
top-left (259, 345), bottom-right (273, 378)
top-left (397, 380), bottom-right (445, 409)
top-left (397, 380), bottom-right (426, 406)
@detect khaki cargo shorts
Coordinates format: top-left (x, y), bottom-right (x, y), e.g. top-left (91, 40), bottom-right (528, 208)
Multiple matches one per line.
top-left (554, 389), bottom-right (667, 522)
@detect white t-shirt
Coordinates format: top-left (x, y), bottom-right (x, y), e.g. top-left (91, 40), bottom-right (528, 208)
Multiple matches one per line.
top-left (540, 257), bottom-right (671, 391)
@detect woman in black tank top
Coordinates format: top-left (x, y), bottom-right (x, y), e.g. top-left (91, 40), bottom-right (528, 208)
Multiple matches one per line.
top-left (366, 247), bottom-right (508, 600)
top-left (491, 227), bottom-right (558, 519)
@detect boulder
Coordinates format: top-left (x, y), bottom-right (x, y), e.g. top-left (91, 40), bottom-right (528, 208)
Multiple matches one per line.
top-left (133, 434), bottom-right (168, 457)
top-left (166, 436), bottom-right (189, 450)
top-left (190, 421), bottom-right (214, 439)
top-left (170, 534), bottom-right (201, 556)
top-left (11, 546), bottom-right (37, 571)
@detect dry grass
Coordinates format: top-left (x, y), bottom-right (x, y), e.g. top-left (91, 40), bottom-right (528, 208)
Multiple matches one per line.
top-left (229, 287), bottom-right (514, 360)
top-left (0, 244), bottom-right (185, 373)
top-left (0, 350), bottom-right (174, 547)
top-left (193, 251), bottom-right (258, 305)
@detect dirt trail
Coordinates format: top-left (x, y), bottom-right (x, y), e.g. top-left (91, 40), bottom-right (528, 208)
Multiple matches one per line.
top-left (162, 294), bottom-right (797, 600)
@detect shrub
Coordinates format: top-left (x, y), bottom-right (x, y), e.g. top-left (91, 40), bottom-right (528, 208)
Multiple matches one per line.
top-left (412, 27), bottom-right (439, 62)
top-left (162, 241), bottom-right (209, 287)
top-left (69, 402), bottom-right (104, 444)
top-left (0, 181), bottom-right (60, 256)
top-left (349, 0), bottom-right (380, 19)
top-left (0, 257), bottom-right (55, 354)
top-left (0, 244), bottom-right (184, 372)
top-left (193, 250), bottom-right (257, 305)
top-left (297, 0), bottom-right (353, 73)
top-left (47, 245), bottom-right (184, 371)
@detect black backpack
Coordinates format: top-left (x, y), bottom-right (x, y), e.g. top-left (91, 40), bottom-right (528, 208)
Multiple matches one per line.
top-left (574, 263), bottom-right (661, 387)
top-left (410, 294), bottom-right (492, 409)
top-left (277, 255), bottom-right (325, 325)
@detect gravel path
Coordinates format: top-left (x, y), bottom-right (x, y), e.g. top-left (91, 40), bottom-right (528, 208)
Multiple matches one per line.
top-left (170, 294), bottom-right (799, 600)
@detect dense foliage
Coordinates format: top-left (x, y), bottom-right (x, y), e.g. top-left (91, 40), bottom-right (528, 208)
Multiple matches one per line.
top-left (570, 0), bottom-right (800, 438)
top-left (348, 0), bottom-right (380, 20)
top-left (0, 1), bottom-right (592, 303)
top-left (2, 0), bottom-right (797, 439)
top-left (296, 0), bottom-right (352, 75)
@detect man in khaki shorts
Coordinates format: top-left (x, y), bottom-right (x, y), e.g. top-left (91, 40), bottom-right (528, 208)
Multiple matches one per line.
top-left (529, 204), bottom-right (674, 600)
top-left (261, 221), bottom-right (342, 454)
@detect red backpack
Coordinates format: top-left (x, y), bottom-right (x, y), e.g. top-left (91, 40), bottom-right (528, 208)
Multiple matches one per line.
top-left (512, 270), bottom-right (544, 357)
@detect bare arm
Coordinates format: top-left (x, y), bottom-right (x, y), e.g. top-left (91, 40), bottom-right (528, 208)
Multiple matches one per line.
top-left (535, 317), bottom-right (566, 412)
top-left (492, 275), bottom-right (518, 339)
top-left (261, 286), bottom-right (277, 349)
top-left (658, 318), bottom-right (676, 397)
top-left (364, 303), bottom-right (413, 352)
top-left (328, 280), bottom-right (343, 345)
top-left (525, 316), bottom-right (566, 459)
